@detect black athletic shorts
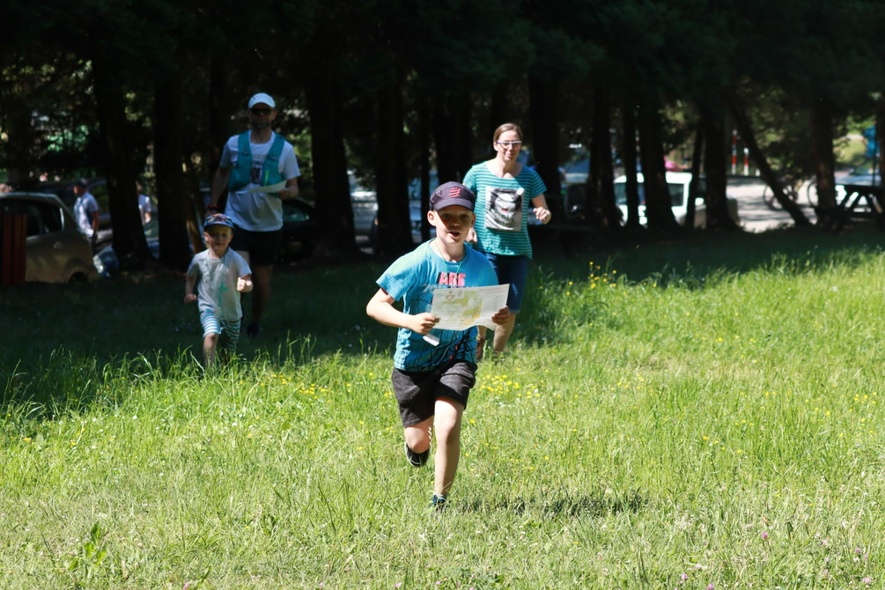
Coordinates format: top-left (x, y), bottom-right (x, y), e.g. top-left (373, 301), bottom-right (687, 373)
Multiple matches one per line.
top-left (391, 360), bottom-right (476, 427)
top-left (230, 226), bottom-right (282, 266)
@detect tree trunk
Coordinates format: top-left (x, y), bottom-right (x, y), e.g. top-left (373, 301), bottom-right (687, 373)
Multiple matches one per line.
top-left (207, 54), bottom-right (229, 189)
top-left (587, 87), bottom-right (618, 228)
top-left (432, 96), bottom-right (459, 184)
top-left (701, 106), bottom-right (736, 230)
top-left (92, 54), bottom-right (150, 267)
top-left (416, 95), bottom-right (433, 243)
top-left (527, 74), bottom-right (562, 218)
top-left (154, 64), bottom-right (194, 271)
top-left (877, 94), bottom-right (885, 184)
top-left (810, 98), bottom-right (839, 224)
top-left (455, 92), bottom-right (473, 181)
top-left (488, 82), bottom-right (513, 146)
top-left (432, 91), bottom-right (474, 183)
top-left (189, 52), bottom-right (230, 257)
top-left (638, 99), bottom-right (679, 230)
top-left (3, 96), bottom-right (33, 187)
top-left (306, 61), bottom-right (357, 254)
top-left (598, 98), bottom-right (617, 228)
top-left (725, 89), bottom-right (811, 225)
top-left (620, 102), bottom-right (641, 229)
top-left (684, 117), bottom-right (704, 229)
top-left (374, 80), bottom-right (412, 257)
top-left (585, 91), bottom-right (602, 227)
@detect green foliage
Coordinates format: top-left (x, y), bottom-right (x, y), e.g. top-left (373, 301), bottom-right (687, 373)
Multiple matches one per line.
top-left (2, 230), bottom-right (885, 587)
top-left (67, 522), bottom-right (109, 588)
top-left (4, 0), bottom-right (885, 225)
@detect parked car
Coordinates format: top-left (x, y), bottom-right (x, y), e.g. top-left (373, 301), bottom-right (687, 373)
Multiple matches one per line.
top-left (362, 173), bottom-right (432, 249)
top-left (0, 191), bottom-right (98, 283)
top-left (350, 172), bottom-right (378, 240)
top-left (407, 171), bottom-right (440, 200)
top-left (563, 157), bottom-right (589, 186)
top-left (92, 218), bottom-right (160, 277)
top-left (39, 178), bottom-right (113, 249)
top-left (279, 197), bottom-right (319, 261)
top-left (614, 172), bottom-right (740, 227)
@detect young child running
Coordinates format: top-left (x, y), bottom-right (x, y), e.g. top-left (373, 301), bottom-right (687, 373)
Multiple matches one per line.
top-left (366, 181), bottom-right (510, 510)
top-left (184, 213), bottom-right (253, 368)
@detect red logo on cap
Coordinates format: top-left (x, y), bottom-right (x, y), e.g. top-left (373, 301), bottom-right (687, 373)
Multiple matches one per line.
top-left (449, 186), bottom-right (461, 198)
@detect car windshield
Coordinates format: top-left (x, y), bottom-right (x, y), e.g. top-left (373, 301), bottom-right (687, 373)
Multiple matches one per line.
top-left (668, 183), bottom-right (685, 207)
top-left (615, 178), bottom-right (706, 207)
top-left (0, 198), bottom-right (64, 235)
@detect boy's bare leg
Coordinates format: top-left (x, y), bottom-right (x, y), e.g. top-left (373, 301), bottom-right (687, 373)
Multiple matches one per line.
top-left (492, 312), bottom-right (518, 354)
top-left (432, 397), bottom-right (464, 497)
top-left (404, 418), bottom-right (433, 455)
top-left (202, 334), bottom-right (218, 368)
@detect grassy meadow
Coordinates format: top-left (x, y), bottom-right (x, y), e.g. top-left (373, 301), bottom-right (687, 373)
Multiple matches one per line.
top-left (2, 226), bottom-right (885, 589)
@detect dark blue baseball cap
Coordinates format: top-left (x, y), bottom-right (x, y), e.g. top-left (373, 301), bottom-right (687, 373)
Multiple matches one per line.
top-left (204, 213), bottom-right (234, 229)
top-left (430, 181), bottom-right (476, 211)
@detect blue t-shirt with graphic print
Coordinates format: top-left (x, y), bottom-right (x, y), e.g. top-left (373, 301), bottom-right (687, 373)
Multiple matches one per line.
top-left (376, 241), bottom-right (499, 371)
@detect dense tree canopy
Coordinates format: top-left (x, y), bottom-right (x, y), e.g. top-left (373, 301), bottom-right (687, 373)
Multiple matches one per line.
top-left (2, 0), bottom-right (884, 268)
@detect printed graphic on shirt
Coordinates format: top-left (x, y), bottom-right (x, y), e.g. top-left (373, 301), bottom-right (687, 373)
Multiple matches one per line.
top-left (437, 271), bottom-right (466, 286)
top-left (250, 159), bottom-right (266, 185)
top-left (485, 187), bottom-right (524, 231)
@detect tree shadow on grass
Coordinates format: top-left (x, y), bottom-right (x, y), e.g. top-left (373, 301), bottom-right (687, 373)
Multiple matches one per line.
top-left (460, 488), bottom-right (646, 517)
top-left (532, 224), bottom-right (885, 285)
top-left (4, 227), bottom-right (884, 409)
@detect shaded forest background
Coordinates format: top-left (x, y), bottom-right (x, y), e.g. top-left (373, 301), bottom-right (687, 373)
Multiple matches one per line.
top-left (2, 0), bottom-right (885, 271)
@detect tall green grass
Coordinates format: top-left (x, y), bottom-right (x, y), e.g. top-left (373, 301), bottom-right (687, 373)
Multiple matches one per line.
top-left (1, 228), bottom-right (884, 588)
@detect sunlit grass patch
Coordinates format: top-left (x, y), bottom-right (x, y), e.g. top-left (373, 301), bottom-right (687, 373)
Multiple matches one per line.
top-left (2, 233), bottom-right (885, 587)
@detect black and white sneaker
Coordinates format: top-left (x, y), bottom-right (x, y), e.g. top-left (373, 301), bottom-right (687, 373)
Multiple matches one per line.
top-left (404, 442), bottom-right (430, 467)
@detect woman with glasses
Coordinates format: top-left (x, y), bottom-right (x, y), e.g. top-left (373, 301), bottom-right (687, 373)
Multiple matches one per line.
top-left (463, 122), bottom-right (552, 360)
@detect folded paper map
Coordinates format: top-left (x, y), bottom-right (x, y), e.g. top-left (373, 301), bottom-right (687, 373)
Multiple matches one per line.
top-left (249, 181), bottom-right (287, 194)
top-left (430, 284), bottom-right (509, 331)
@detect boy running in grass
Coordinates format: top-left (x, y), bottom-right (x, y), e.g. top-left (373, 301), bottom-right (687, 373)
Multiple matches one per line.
top-left (184, 214), bottom-right (253, 369)
top-left (366, 182), bottom-right (510, 510)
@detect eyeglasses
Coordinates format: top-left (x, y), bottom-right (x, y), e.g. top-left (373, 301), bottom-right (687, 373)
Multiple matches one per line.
top-left (496, 141), bottom-right (523, 149)
top-left (250, 107), bottom-right (273, 115)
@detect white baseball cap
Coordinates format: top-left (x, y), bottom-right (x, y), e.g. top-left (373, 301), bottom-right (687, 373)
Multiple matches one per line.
top-left (248, 92), bottom-right (276, 109)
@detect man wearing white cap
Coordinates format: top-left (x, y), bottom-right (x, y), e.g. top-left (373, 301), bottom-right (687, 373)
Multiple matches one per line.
top-left (208, 92), bottom-right (301, 338)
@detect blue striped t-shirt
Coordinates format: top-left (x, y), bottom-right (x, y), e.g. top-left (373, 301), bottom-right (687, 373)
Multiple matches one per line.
top-left (462, 162), bottom-right (547, 258)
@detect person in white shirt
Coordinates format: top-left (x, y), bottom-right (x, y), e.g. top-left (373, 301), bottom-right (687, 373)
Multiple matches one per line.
top-left (207, 92), bottom-right (301, 338)
top-left (72, 178), bottom-right (100, 250)
top-left (136, 182), bottom-right (155, 225)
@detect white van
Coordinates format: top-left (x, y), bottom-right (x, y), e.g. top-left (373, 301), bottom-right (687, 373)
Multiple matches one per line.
top-left (614, 172), bottom-right (739, 227)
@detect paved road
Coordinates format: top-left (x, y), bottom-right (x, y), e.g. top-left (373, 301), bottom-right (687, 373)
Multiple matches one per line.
top-left (727, 177), bottom-right (816, 232)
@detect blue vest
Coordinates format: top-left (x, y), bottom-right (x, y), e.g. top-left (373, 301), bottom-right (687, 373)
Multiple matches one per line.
top-left (228, 132), bottom-right (286, 192)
